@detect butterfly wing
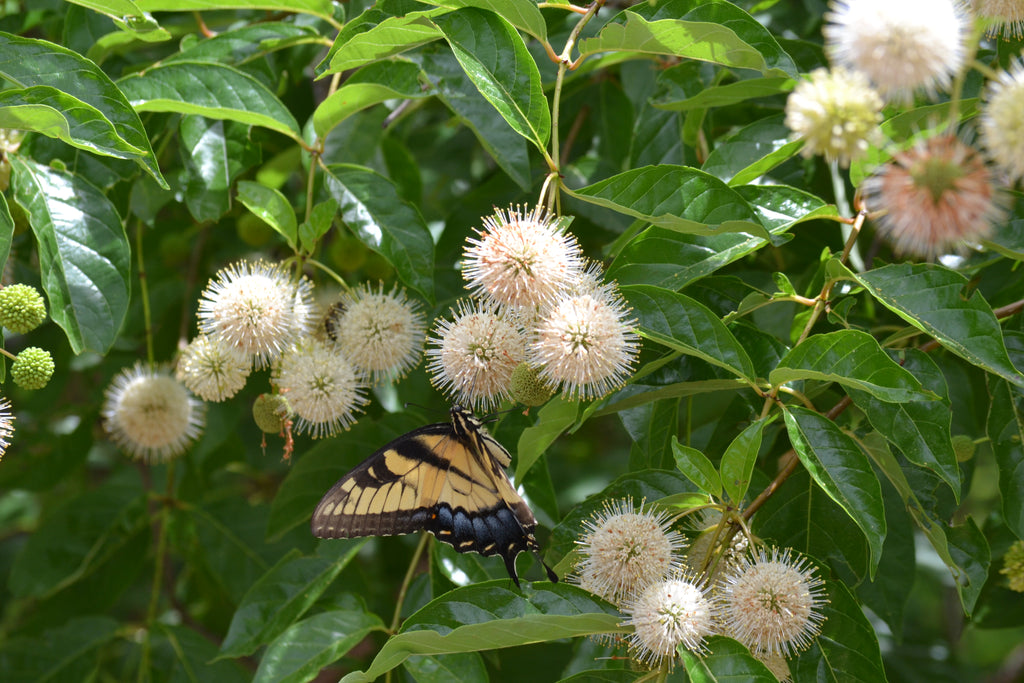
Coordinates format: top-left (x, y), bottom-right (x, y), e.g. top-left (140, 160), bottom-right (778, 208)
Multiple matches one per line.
top-left (311, 408), bottom-right (551, 586)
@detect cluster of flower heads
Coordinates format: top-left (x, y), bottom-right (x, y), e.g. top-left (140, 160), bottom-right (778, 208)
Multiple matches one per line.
top-left (426, 206), bottom-right (639, 410)
top-left (572, 499), bottom-right (827, 677)
top-left (784, 0), bottom-right (1024, 258)
top-left (103, 260), bottom-right (427, 461)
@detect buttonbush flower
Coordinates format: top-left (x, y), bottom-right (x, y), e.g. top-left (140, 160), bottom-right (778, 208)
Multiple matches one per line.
top-left (176, 335), bottom-right (251, 402)
top-left (621, 571), bottom-right (718, 666)
top-left (0, 284), bottom-right (47, 334)
top-left (274, 338), bottom-right (368, 438)
top-left (0, 397), bottom-right (14, 460)
top-left (981, 58), bottom-right (1024, 183)
top-left (102, 363), bottom-right (205, 463)
top-left (974, 0), bottom-right (1024, 38)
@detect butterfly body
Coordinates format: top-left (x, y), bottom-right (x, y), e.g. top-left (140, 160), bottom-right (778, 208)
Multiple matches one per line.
top-left (311, 406), bottom-right (555, 586)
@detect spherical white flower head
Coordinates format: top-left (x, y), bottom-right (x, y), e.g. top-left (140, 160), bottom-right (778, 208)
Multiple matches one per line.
top-left (863, 135), bottom-right (1003, 258)
top-left (102, 363), bottom-right (205, 463)
top-left (981, 59), bottom-right (1024, 183)
top-left (574, 498), bottom-right (686, 605)
top-left (621, 572), bottom-right (718, 666)
top-left (197, 261), bottom-right (313, 368)
top-left (462, 206), bottom-right (583, 310)
top-left (328, 283), bottom-right (425, 384)
top-left (721, 547), bottom-right (827, 658)
top-left (784, 67), bottom-right (883, 167)
top-left (824, 0), bottom-right (969, 102)
top-left (974, 0), bottom-right (1024, 39)
top-left (425, 301), bottom-right (525, 410)
top-left (529, 281), bottom-right (639, 401)
top-left (176, 335), bottom-right (251, 402)
top-left (0, 397), bottom-right (14, 460)
top-left (274, 338), bottom-right (368, 438)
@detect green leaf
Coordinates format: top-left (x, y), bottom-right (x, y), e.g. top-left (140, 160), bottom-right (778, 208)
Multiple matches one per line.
top-left (516, 398), bottom-right (577, 481)
top-left (341, 582), bottom-right (623, 683)
top-left (402, 652), bottom-right (488, 683)
top-left (622, 285), bottom-right (757, 382)
top-left (319, 10), bottom-right (444, 75)
top-left (165, 22), bottom-right (321, 64)
top-left (720, 417), bottom-right (771, 504)
top-left (783, 407), bottom-right (886, 574)
top-left (0, 616), bottom-right (120, 683)
top-left (653, 75), bottom-right (794, 112)
top-left (568, 165), bottom-right (766, 237)
top-left (323, 164), bottom-right (435, 302)
top-left (681, 636), bottom-right (776, 681)
top-left (179, 117), bottom-right (258, 223)
top-left (578, 12), bottom-right (779, 75)
top-left (313, 61), bottom-right (430, 139)
top-left (0, 32), bottom-right (165, 186)
top-left (419, 44), bottom-right (532, 190)
top-left (10, 157), bottom-right (131, 355)
top-left (431, 0), bottom-right (546, 41)
top-left (299, 199), bottom-right (339, 254)
top-left (792, 579), bottom-right (886, 682)
top-left (219, 540), bottom-right (368, 658)
top-left (702, 114), bottom-right (803, 185)
top-left (431, 8), bottom-right (550, 151)
top-left (9, 475), bottom-right (146, 598)
top-left (735, 183), bottom-right (838, 232)
top-left (851, 262), bottom-right (1024, 389)
top-left (151, 624), bottom-right (249, 683)
top-left (136, 0), bottom-right (335, 21)
top-left (117, 61), bottom-right (301, 140)
top-left (771, 329), bottom-right (933, 403)
top-left (236, 180), bottom-right (299, 249)
top-left (986, 379), bottom-right (1024, 539)
top-left (254, 607), bottom-right (387, 683)
top-left (847, 349), bottom-right (960, 500)
top-left (671, 438), bottom-right (721, 498)
top-left (0, 194), bottom-right (13, 277)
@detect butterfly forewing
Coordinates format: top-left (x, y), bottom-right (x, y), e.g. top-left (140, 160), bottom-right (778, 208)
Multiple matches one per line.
top-left (311, 406), bottom-right (552, 586)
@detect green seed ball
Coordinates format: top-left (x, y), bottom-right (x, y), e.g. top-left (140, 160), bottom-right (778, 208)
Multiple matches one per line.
top-left (952, 435), bottom-right (975, 463)
top-left (510, 362), bottom-right (554, 407)
top-left (12, 347), bottom-right (55, 390)
top-left (0, 284), bottom-right (47, 334)
top-left (253, 393), bottom-right (290, 433)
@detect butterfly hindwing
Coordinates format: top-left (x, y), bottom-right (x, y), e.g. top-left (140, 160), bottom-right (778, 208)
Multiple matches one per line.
top-left (311, 406), bottom-right (555, 586)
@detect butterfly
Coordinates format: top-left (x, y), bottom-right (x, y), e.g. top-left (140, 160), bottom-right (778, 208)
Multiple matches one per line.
top-left (311, 405), bottom-right (557, 587)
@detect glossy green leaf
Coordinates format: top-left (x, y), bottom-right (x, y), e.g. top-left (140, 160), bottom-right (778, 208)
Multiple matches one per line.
top-left (165, 22), bottom-right (321, 64)
top-left (117, 61), bottom-right (301, 140)
top-left (848, 350), bottom-right (960, 499)
top-left (431, 0), bottom-right (545, 41)
top-left (783, 406), bottom-right (886, 574)
top-left (622, 285), bottom-right (757, 382)
top-left (578, 12), bottom-right (775, 74)
top-left (516, 398), bottom-right (577, 481)
top-left (0, 32), bottom-right (165, 186)
top-left (179, 116), bottom-right (258, 223)
top-left (320, 10), bottom-right (444, 75)
top-left (236, 180), bottom-right (298, 249)
top-left (10, 157), bottom-right (131, 355)
top-left (702, 114), bottom-right (803, 185)
top-left (791, 579), bottom-right (887, 682)
top-left (403, 652), bottom-right (488, 683)
top-left (851, 262), bottom-right (1024, 389)
top-left (735, 183), bottom-right (837, 232)
top-left (653, 76), bottom-right (794, 112)
top-left (299, 199), bottom-right (339, 254)
top-left (568, 165), bottom-right (765, 237)
top-left (323, 164), bottom-right (435, 302)
top-left (432, 8), bottom-right (550, 151)
top-left (0, 87), bottom-right (149, 160)
top-left (419, 45), bottom-right (532, 190)
top-left (771, 330), bottom-right (933, 403)
top-left (9, 475), bottom-right (146, 598)
top-left (151, 624), bottom-right (249, 683)
top-left (942, 517), bottom-right (990, 616)
top-left (313, 61), bottom-right (429, 139)
top-left (219, 540), bottom-right (368, 658)
top-left (681, 636), bottom-right (776, 681)
top-left (341, 582), bottom-right (623, 683)
top-left (671, 437), bottom-right (721, 498)
top-left (254, 608), bottom-right (387, 683)
top-left (720, 417), bottom-right (771, 504)
top-left (136, 0), bottom-right (335, 21)
top-left (986, 380), bottom-right (1024, 539)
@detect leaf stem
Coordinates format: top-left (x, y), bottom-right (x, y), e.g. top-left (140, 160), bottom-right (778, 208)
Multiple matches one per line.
top-left (134, 222), bottom-right (155, 366)
top-left (137, 460), bottom-right (176, 683)
top-left (389, 532), bottom-right (431, 633)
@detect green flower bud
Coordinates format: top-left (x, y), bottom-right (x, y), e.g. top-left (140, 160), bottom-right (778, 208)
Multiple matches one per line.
top-left (0, 284), bottom-right (47, 334)
top-left (11, 347), bottom-right (55, 390)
